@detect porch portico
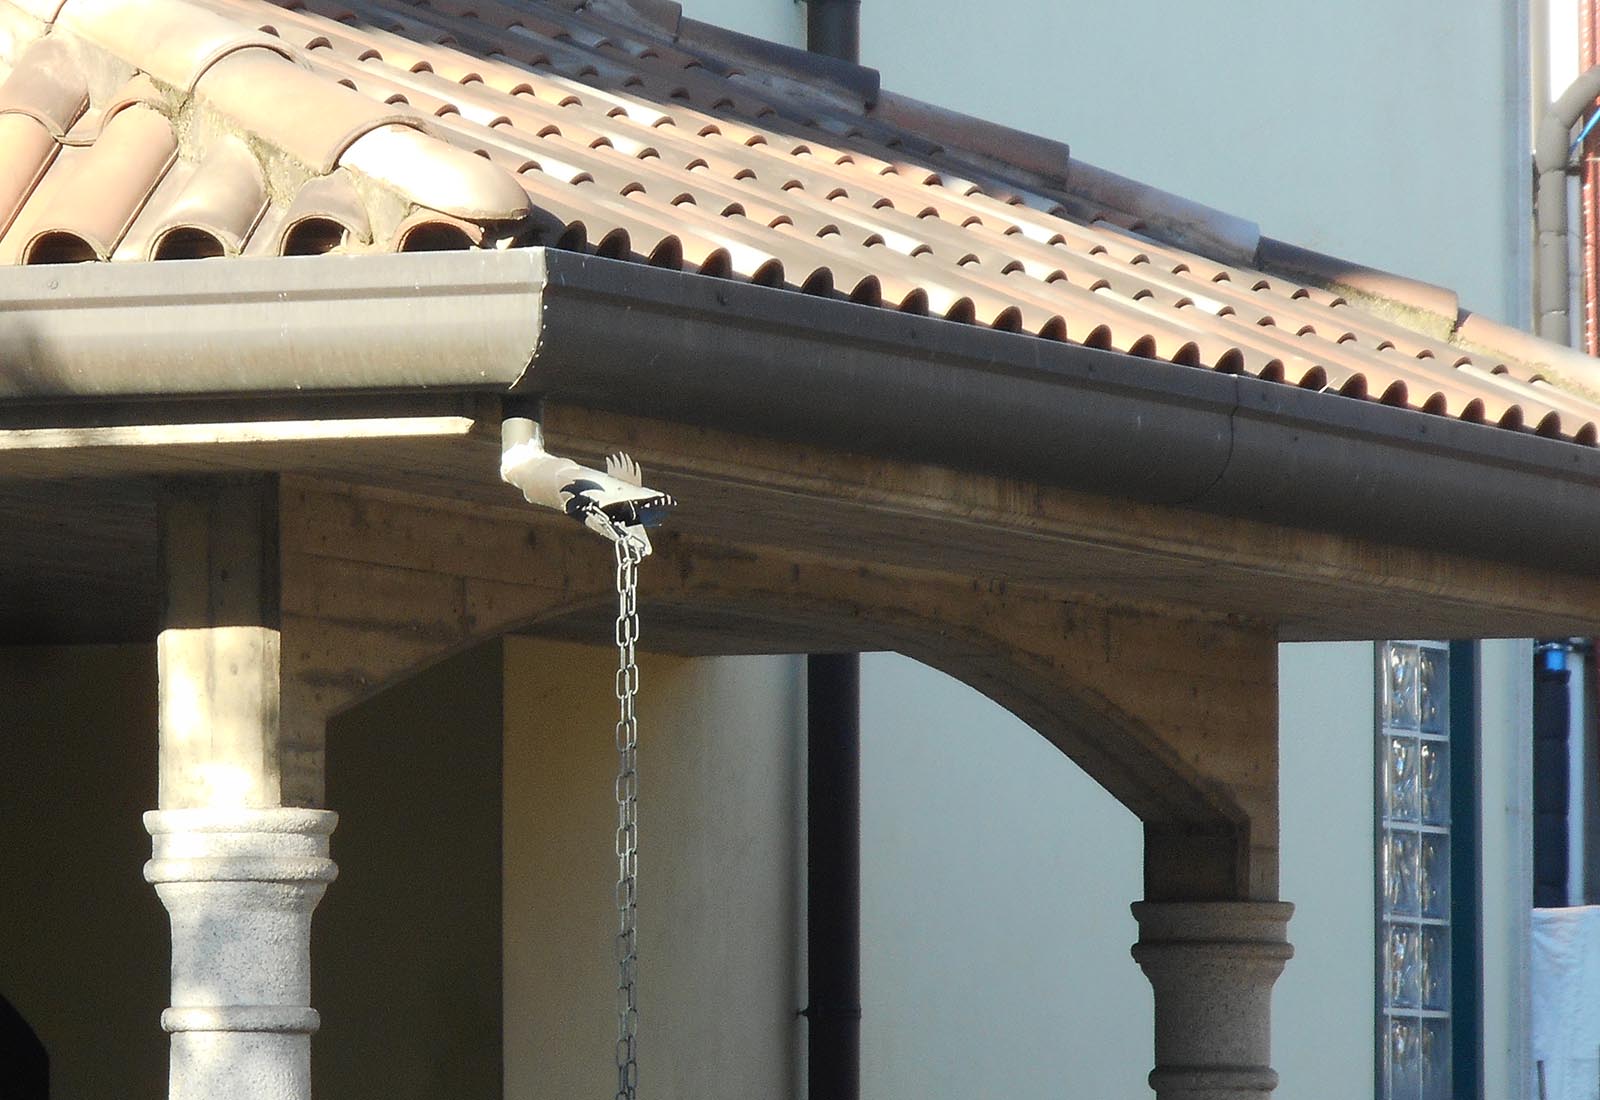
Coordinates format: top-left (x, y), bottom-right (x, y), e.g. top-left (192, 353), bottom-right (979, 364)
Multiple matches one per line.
top-left (5, 249), bottom-right (1600, 1095)
top-left (4, 0), bottom-right (1600, 1090)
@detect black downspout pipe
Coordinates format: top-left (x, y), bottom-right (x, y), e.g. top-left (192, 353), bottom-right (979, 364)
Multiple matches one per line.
top-left (806, 652), bottom-right (861, 1100)
top-left (801, 7), bottom-right (861, 1098)
top-left (805, 0), bottom-right (860, 64)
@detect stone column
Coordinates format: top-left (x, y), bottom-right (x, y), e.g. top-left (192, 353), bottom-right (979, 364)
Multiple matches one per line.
top-left (1131, 901), bottom-right (1294, 1100)
top-left (150, 477), bottom-right (338, 1100)
top-left (145, 808), bottom-right (337, 1100)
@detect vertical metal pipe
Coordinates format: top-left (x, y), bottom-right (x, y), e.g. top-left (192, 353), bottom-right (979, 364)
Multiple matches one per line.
top-left (1534, 64), bottom-right (1600, 343)
top-left (805, 0), bottom-right (860, 63)
top-left (806, 652), bottom-right (860, 1100)
top-left (802, 9), bottom-right (861, 1095)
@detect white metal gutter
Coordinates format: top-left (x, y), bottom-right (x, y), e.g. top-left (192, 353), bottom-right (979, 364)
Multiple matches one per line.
top-left (0, 250), bottom-right (545, 398)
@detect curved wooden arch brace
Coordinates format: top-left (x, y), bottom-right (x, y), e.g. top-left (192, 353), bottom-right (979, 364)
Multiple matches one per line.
top-left (279, 478), bottom-right (1278, 901)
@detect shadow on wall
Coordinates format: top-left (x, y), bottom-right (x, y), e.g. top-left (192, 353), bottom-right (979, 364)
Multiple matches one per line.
top-left (313, 639), bottom-right (505, 1100)
top-left (1, 993), bottom-right (48, 1099)
top-left (0, 644), bottom-right (167, 1100)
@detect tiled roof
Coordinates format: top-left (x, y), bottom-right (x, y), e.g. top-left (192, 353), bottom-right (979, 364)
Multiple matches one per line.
top-left (3, 0), bottom-right (1600, 444)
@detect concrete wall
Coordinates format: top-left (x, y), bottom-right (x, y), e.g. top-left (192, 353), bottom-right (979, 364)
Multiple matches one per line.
top-left (1480, 639), bottom-right (1535, 1100)
top-left (315, 641), bottom-right (506, 1100)
top-left (1275, 643), bottom-right (1378, 1094)
top-left (0, 645), bottom-right (167, 1100)
top-left (502, 637), bottom-right (805, 1100)
top-left (859, 653), bottom-right (1149, 1098)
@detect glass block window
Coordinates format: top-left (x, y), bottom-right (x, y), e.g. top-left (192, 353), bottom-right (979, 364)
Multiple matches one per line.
top-left (1378, 641), bottom-right (1452, 1100)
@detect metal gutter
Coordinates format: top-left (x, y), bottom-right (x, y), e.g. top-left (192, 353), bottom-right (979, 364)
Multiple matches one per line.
top-left (3, 248), bottom-right (1600, 571)
top-left (0, 249), bottom-right (545, 399)
top-left (527, 250), bottom-right (1600, 573)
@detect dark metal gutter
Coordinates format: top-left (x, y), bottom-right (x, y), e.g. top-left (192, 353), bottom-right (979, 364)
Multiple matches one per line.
top-left (3, 248), bottom-right (1600, 573)
top-left (527, 249), bottom-right (1600, 574)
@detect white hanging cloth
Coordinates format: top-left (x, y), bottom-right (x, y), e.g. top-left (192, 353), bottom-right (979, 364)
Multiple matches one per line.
top-left (1532, 905), bottom-right (1600, 1100)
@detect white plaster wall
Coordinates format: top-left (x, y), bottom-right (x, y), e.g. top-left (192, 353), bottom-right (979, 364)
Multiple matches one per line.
top-left (678, 0), bottom-right (802, 46)
top-left (676, 0), bottom-right (1527, 324)
top-left (316, 642), bottom-right (506, 1100)
top-left (1480, 639), bottom-right (1536, 1100)
top-left (858, 652), bottom-right (1149, 1099)
top-left (668, 4), bottom-right (1533, 1096)
top-left (502, 637), bottom-right (806, 1100)
top-left (858, 1), bottom-right (1530, 326)
top-left (1275, 643), bottom-right (1377, 1097)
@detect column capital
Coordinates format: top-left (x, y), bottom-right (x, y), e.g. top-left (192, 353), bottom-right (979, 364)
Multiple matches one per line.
top-left (1131, 900), bottom-right (1294, 1100)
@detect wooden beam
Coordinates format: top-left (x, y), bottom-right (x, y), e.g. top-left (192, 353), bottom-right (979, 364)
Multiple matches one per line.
top-left (277, 476), bottom-right (1279, 898)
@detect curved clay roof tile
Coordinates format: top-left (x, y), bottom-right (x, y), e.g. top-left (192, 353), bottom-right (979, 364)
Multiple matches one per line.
top-left (339, 123), bottom-right (530, 220)
top-left (119, 137), bottom-right (266, 259)
top-left (20, 103), bottom-right (175, 262)
top-left (275, 170), bottom-right (370, 253)
top-left (7, 0), bottom-right (74, 24)
top-left (0, 37), bottom-right (89, 138)
top-left (58, 0), bottom-right (292, 91)
top-left (0, 115), bottom-right (60, 240)
top-left (196, 47), bottom-right (425, 173)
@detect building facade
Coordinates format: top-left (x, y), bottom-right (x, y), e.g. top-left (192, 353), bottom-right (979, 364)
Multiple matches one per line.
top-left (0, 1), bottom-right (1578, 1098)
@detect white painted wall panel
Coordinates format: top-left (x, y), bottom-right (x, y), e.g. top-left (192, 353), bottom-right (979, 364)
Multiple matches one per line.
top-left (1276, 642), bottom-right (1377, 1098)
top-left (858, 653), bottom-right (1149, 1099)
top-left (1480, 639), bottom-right (1536, 1100)
top-left (503, 638), bottom-right (806, 1100)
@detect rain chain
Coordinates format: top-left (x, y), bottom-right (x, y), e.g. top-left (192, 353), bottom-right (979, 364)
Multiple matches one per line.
top-left (612, 536), bottom-right (642, 1100)
top-left (498, 414), bottom-right (674, 1100)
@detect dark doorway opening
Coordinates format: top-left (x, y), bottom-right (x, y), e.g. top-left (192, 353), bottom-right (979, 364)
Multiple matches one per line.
top-left (1, 993), bottom-right (48, 1099)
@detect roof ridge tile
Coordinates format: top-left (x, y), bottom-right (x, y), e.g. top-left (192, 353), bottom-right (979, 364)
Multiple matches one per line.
top-left (339, 122), bottom-right (530, 220)
top-left (195, 46), bottom-right (424, 173)
top-left (0, 34), bottom-right (87, 136)
top-left (57, 0), bottom-right (291, 90)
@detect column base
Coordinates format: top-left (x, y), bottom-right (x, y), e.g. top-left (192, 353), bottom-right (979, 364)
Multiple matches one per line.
top-left (1132, 901), bottom-right (1293, 1100)
top-left (145, 808), bottom-right (337, 1100)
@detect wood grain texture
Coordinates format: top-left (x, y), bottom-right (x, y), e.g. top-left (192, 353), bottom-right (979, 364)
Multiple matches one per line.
top-left (276, 477), bottom-right (1277, 897)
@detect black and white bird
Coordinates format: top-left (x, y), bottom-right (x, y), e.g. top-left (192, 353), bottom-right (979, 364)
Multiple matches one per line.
top-left (500, 417), bottom-right (675, 557)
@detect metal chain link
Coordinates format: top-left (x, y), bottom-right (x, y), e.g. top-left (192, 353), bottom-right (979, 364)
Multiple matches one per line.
top-left (613, 535), bottom-right (643, 1100)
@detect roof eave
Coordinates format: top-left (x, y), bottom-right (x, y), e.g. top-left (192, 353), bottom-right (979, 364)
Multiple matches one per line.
top-left (527, 251), bottom-right (1600, 574)
top-left (3, 247), bottom-right (1599, 575)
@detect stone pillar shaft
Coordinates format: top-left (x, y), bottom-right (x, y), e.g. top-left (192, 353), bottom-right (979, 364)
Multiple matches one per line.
top-left (1131, 901), bottom-right (1294, 1100)
top-left (145, 808), bottom-right (337, 1100)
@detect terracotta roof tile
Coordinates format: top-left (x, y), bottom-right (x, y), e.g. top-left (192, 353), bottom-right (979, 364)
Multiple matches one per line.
top-left (0, 113), bottom-right (58, 237)
top-left (195, 47), bottom-right (423, 172)
top-left (57, 0), bottom-right (289, 90)
top-left (276, 169), bottom-right (370, 252)
top-left (3, 0), bottom-right (1600, 446)
top-left (339, 122), bottom-right (531, 218)
top-left (10, 101), bottom-right (175, 261)
top-left (117, 135), bottom-right (265, 258)
top-left (0, 36), bottom-right (88, 135)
